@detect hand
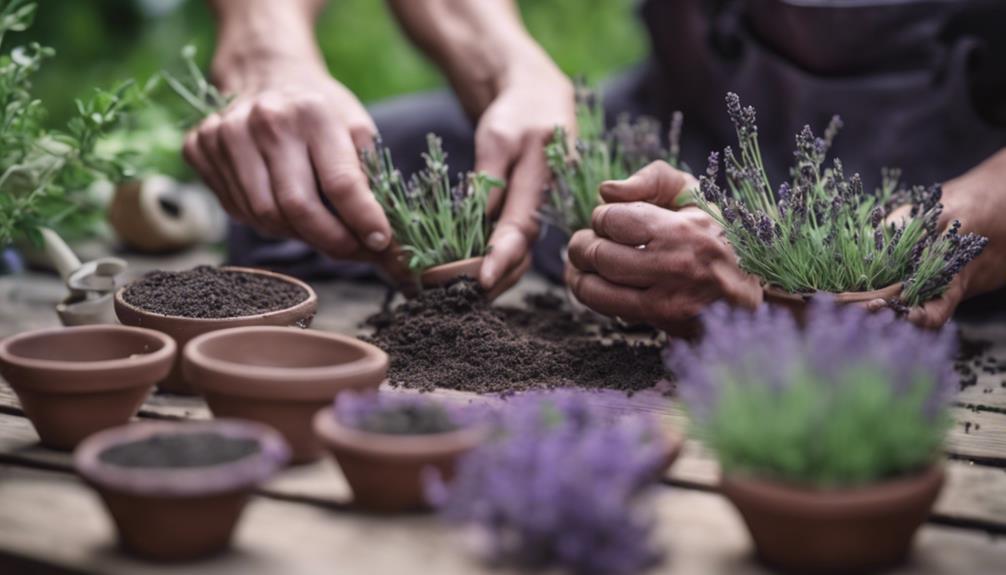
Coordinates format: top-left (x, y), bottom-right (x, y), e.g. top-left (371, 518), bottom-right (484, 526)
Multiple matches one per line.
top-left (183, 56), bottom-right (392, 261)
top-left (565, 161), bottom-right (763, 331)
top-left (473, 63), bottom-right (576, 292)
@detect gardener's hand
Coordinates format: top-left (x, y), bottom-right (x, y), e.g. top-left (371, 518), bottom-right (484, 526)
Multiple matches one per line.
top-left (186, 0), bottom-right (391, 262)
top-left (565, 161), bottom-right (763, 331)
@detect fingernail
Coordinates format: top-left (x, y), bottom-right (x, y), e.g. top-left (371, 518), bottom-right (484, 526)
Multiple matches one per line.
top-left (366, 232), bottom-right (389, 251)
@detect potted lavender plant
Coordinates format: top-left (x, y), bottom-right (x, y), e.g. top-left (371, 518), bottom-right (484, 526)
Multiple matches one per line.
top-left (362, 135), bottom-right (505, 298)
top-left (312, 390), bottom-right (487, 512)
top-left (664, 299), bottom-right (956, 572)
top-left (693, 93), bottom-right (987, 317)
top-left (428, 390), bottom-right (682, 575)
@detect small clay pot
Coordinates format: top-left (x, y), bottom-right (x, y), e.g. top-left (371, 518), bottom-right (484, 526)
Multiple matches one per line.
top-left (75, 419), bottom-right (289, 562)
top-left (721, 464), bottom-right (944, 573)
top-left (763, 282), bottom-right (902, 325)
top-left (115, 266), bottom-right (318, 394)
top-left (0, 325), bottom-right (175, 450)
top-left (183, 326), bottom-right (388, 464)
top-left (418, 256), bottom-right (530, 301)
top-left (313, 406), bottom-right (487, 512)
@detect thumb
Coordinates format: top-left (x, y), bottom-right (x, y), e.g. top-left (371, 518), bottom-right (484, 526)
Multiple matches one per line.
top-left (599, 160), bottom-right (698, 209)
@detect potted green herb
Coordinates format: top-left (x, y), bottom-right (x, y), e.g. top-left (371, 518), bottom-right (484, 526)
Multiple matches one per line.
top-left (362, 134), bottom-right (504, 297)
top-left (694, 93), bottom-right (987, 317)
top-left (665, 299), bottom-right (955, 572)
top-left (313, 390), bottom-right (487, 512)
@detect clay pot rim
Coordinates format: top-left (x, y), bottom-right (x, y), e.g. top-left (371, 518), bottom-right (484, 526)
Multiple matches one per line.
top-left (721, 462), bottom-right (944, 514)
top-left (184, 326), bottom-right (389, 395)
top-left (313, 406), bottom-right (489, 460)
top-left (763, 282), bottom-right (903, 304)
top-left (418, 256), bottom-right (483, 287)
top-left (74, 419), bottom-right (290, 498)
top-left (114, 266), bottom-right (318, 324)
top-left (0, 324), bottom-right (176, 375)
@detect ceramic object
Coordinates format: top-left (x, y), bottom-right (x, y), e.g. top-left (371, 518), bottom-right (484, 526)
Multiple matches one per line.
top-left (418, 256), bottom-right (529, 301)
top-left (313, 406), bottom-right (487, 512)
top-left (763, 282), bottom-right (903, 325)
top-left (721, 464), bottom-right (944, 573)
top-left (115, 266), bottom-right (318, 394)
top-left (183, 326), bottom-right (389, 464)
top-left (108, 177), bottom-right (227, 253)
top-left (75, 419), bottom-right (289, 561)
top-left (0, 325), bottom-right (175, 450)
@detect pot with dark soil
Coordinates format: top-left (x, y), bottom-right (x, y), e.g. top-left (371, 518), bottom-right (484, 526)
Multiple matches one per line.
top-left (313, 391), bottom-right (487, 512)
top-left (0, 325), bottom-right (175, 450)
top-left (115, 265), bottom-right (317, 394)
top-left (666, 299), bottom-right (955, 573)
top-left (74, 419), bottom-right (289, 561)
top-left (183, 326), bottom-right (388, 464)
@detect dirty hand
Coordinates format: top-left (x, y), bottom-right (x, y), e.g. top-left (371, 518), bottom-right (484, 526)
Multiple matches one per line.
top-left (565, 161), bottom-right (763, 331)
top-left (183, 56), bottom-right (392, 262)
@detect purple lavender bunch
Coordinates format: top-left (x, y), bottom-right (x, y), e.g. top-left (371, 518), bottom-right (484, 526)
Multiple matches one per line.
top-left (664, 299), bottom-right (957, 486)
top-left (334, 391), bottom-right (478, 435)
top-left (429, 390), bottom-right (667, 575)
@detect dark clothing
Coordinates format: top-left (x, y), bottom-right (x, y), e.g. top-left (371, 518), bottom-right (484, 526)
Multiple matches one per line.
top-left (228, 0), bottom-right (1006, 283)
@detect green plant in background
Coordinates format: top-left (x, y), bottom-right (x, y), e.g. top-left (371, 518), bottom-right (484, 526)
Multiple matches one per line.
top-left (695, 93), bottom-right (987, 307)
top-left (665, 299), bottom-right (957, 487)
top-left (545, 87), bottom-right (684, 234)
top-left (362, 134), bottom-right (502, 272)
top-left (0, 0), bottom-right (146, 247)
top-left (161, 45), bottom-right (228, 122)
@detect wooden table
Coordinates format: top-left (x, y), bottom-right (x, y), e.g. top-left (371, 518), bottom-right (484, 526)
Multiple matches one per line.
top-left (1, 250), bottom-right (1005, 574)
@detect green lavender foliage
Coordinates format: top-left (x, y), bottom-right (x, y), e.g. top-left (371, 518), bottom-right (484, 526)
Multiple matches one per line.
top-left (0, 0), bottom-right (146, 247)
top-left (362, 134), bottom-right (502, 272)
top-left (545, 87), bottom-right (684, 234)
top-left (161, 45), bottom-right (229, 122)
top-left (694, 93), bottom-right (987, 307)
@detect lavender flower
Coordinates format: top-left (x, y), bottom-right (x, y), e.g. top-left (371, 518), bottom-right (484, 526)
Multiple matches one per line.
top-left (430, 390), bottom-right (667, 575)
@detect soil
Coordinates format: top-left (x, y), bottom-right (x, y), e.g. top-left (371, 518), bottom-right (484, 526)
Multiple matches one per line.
top-left (99, 432), bottom-right (261, 468)
top-left (122, 266), bottom-right (308, 319)
top-left (356, 405), bottom-right (460, 435)
top-left (364, 279), bottom-right (667, 395)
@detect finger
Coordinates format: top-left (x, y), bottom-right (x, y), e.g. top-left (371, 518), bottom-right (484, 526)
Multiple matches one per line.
top-left (197, 114), bottom-right (256, 221)
top-left (906, 280), bottom-right (965, 329)
top-left (475, 128), bottom-right (517, 218)
top-left (480, 150), bottom-right (545, 289)
top-left (564, 266), bottom-right (648, 323)
top-left (183, 130), bottom-right (238, 216)
top-left (567, 229), bottom-right (655, 288)
top-left (219, 104), bottom-right (294, 237)
top-left (486, 253), bottom-right (532, 300)
top-left (591, 202), bottom-right (663, 246)
top-left (306, 112), bottom-right (391, 252)
top-left (599, 160), bottom-right (699, 209)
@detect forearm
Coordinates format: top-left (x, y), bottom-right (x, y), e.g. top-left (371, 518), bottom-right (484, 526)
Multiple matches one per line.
top-left (387, 0), bottom-right (564, 118)
top-left (942, 148), bottom-right (1006, 298)
top-left (208, 0), bottom-right (326, 89)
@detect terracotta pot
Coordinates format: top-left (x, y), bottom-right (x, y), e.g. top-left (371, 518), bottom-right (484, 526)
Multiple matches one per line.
top-left (721, 464), bottom-right (944, 573)
top-left (183, 326), bottom-right (389, 464)
top-left (114, 266), bottom-right (318, 395)
top-left (313, 406), bottom-right (487, 512)
top-left (75, 419), bottom-right (289, 562)
top-left (0, 325), bottom-right (175, 450)
top-left (763, 283), bottom-right (902, 325)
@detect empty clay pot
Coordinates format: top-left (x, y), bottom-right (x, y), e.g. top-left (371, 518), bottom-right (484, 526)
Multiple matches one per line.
top-left (721, 464), bottom-right (944, 573)
top-left (183, 326), bottom-right (388, 464)
top-left (75, 419), bottom-right (289, 562)
top-left (0, 325), bottom-right (175, 450)
top-left (763, 282), bottom-right (902, 325)
top-left (115, 266), bottom-right (318, 394)
top-left (313, 406), bottom-right (487, 512)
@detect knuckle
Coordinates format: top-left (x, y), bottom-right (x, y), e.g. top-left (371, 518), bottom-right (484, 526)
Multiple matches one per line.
top-left (319, 167), bottom-right (365, 199)
top-left (278, 193), bottom-right (312, 219)
top-left (249, 100), bottom-right (294, 139)
top-left (250, 202), bottom-right (281, 225)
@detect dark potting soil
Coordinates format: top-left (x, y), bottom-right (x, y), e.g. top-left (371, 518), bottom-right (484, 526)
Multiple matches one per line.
top-left (99, 432), bottom-right (261, 468)
top-left (364, 279), bottom-right (667, 394)
top-left (357, 405), bottom-right (460, 435)
top-left (122, 266), bottom-right (308, 319)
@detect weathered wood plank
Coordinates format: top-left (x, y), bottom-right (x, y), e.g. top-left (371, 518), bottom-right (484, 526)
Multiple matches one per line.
top-left (1, 465), bottom-right (1004, 575)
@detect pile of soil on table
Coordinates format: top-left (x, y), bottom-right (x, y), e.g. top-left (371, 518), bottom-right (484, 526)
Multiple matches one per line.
top-left (122, 266), bottom-right (308, 319)
top-left (364, 279), bottom-right (668, 394)
top-left (99, 432), bottom-right (261, 468)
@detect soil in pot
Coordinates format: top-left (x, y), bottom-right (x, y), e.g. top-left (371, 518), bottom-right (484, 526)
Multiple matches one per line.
top-left (364, 279), bottom-right (666, 394)
top-left (74, 420), bottom-right (289, 562)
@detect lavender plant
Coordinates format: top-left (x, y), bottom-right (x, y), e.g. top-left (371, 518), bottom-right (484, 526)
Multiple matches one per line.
top-left (334, 391), bottom-right (472, 435)
top-left (545, 87), bottom-right (684, 233)
top-left (665, 298), bottom-right (957, 487)
top-left (362, 134), bottom-right (502, 272)
top-left (429, 390), bottom-right (667, 575)
top-left (694, 92), bottom-right (987, 307)
top-left (161, 45), bottom-right (229, 123)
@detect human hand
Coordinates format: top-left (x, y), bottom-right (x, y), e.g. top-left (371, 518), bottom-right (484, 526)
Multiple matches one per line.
top-left (565, 161), bottom-right (763, 331)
